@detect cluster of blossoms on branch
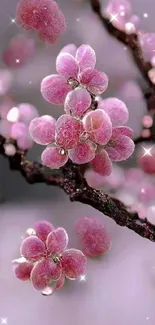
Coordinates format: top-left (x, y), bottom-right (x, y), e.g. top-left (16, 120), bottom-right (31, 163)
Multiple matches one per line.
top-left (13, 218), bottom-right (110, 295)
top-left (0, 99), bottom-right (38, 154)
top-left (29, 44), bottom-right (135, 176)
top-left (16, 0), bottom-right (66, 44)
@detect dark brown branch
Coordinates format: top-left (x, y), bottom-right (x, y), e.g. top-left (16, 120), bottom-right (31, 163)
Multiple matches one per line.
top-left (1, 136), bottom-right (155, 242)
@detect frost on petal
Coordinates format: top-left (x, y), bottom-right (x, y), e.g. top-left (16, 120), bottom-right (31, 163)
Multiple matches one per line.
top-left (112, 126), bottom-right (133, 138)
top-left (76, 44), bottom-right (96, 71)
top-left (61, 249), bottom-right (87, 280)
top-left (41, 145), bottom-right (68, 169)
top-left (18, 103), bottom-right (38, 125)
top-left (17, 133), bottom-right (33, 150)
top-left (75, 217), bottom-right (111, 257)
top-left (11, 122), bottom-right (27, 140)
top-left (80, 68), bottom-right (108, 95)
top-left (34, 220), bottom-right (54, 243)
top-left (46, 228), bottom-right (69, 254)
top-left (91, 149), bottom-right (112, 176)
top-left (13, 258), bottom-right (33, 281)
top-left (105, 135), bottom-right (135, 161)
top-left (83, 109), bottom-right (112, 145)
top-left (56, 53), bottom-right (79, 79)
top-left (60, 44), bottom-right (77, 57)
top-left (68, 141), bottom-right (96, 164)
top-left (64, 87), bottom-right (91, 117)
top-left (98, 98), bottom-right (129, 126)
top-left (55, 115), bottom-right (84, 150)
top-left (29, 115), bottom-right (56, 145)
top-left (31, 258), bottom-right (62, 290)
top-left (20, 236), bottom-right (45, 261)
top-left (41, 74), bottom-right (71, 105)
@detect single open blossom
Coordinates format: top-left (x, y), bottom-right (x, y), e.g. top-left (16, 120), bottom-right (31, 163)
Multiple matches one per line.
top-left (41, 44), bottom-right (108, 105)
top-left (13, 220), bottom-right (87, 295)
top-left (16, 0), bottom-right (66, 44)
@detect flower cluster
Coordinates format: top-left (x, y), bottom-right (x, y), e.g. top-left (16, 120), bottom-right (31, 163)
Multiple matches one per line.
top-left (13, 220), bottom-right (87, 295)
top-left (104, 0), bottom-right (140, 34)
top-left (75, 217), bottom-right (111, 257)
top-left (29, 44), bottom-right (135, 176)
top-left (16, 0), bottom-right (66, 44)
top-left (0, 101), bottom-right (38, 154)
top-left (3, 34), bottom-right (35, 68)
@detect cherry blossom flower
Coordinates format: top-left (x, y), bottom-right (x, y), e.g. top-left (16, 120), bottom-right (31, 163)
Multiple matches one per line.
top-left (13, 220), bottom-right (87, 295)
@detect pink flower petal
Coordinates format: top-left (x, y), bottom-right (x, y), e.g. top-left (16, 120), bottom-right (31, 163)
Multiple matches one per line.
top-left (46, 228), bottom-right (69, 254)
top-left (56, 53), bottom-right (79, 79)
top-left (98, 97), bottom-right (129, 126)
top-left (64, 87), bottom-right (91, 117)
top-left (55, 115), bottom-right (84, 150)
top-left (83, 109), bottom-right (112, 145)
top-left (34, 220), bottom-right (54, 243)
top-left (79, 68), bottom-right (108, 95)
top-left (68, 140), bottom-right (96, 164)
top-left (112, 126), bottom-right (133, 138)
top-left (60, 44), bottom-right (77, 57)
top-left (76, 44), bottom-right (96, 71)
top-left (31, 258), bottom-right (62, 290)
top-left (20, 236), bottom-right (45, 261)
top-left (91, 149), bottom-right (112, 176)
top-left (41, 74), bottom-right (71, 105)
top-left (41, 145), bottom-right (68, 169)
top-left (29, 115), bottom-right (56, 145)
top-left (105, 135), bottom-right (135, 161)
top-left (61, 249), bottom-right (87, 280)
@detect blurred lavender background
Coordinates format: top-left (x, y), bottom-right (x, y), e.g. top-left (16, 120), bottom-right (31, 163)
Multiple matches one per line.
top-left (0, 0), bottom-right (155, 324)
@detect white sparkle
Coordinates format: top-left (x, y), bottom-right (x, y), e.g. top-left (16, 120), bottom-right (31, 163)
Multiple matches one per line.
top-left (11, 18), bottom-right (16, 23)
top-left (1, 318), bottom-right (7, 324)
top-left (153, 266), bottom-right (155, 269)
top-left (80, 274), bottom-right (87, 282)
top-left (76, 18), bottom-right (80, 22)
top-left (143, 13), bottom-right (148, 18)
top-left (109, 13), bottom-right (119, 23)
top-left (16, 59), bottom-right (20, 64)
top-left (146, 316), bottom-right (150, 320)
top-left (29, 81), bottom-right (32, 84)
top-left (124, 47), bottom-right (127, 50)
top-left (141, 145), bottom-right (155, 157)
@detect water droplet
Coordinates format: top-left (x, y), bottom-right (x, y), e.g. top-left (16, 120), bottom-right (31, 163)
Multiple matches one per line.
top-left (41, 286), bottom-right (53, 296)
top-left (26, 228), bottom-right (36, 236)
